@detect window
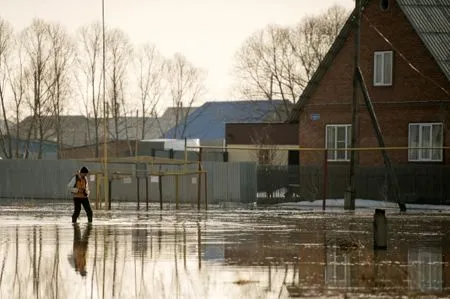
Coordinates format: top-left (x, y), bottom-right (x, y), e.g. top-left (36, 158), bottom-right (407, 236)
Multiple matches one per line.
top-left (374, 51), bottom-right (393, 86)
top-left (326, 124), bottom-right (351, 161)
top-left (408, 123), bottom-right (443, 162)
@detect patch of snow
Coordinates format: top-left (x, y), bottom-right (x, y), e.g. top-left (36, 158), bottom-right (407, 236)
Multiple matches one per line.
top-left (274, 198), bottom-right (450, 212)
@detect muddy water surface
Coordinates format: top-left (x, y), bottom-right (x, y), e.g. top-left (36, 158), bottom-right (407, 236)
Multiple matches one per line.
top-left (0, 201), bottom-right (449, 298)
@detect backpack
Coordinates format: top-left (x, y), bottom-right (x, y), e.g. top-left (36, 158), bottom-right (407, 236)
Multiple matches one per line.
top-left (67, 175), bottom-right (78, 194)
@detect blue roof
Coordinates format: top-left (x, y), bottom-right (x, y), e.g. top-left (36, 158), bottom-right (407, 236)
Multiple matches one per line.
top-left (164, 100), bottom-right (285, 140)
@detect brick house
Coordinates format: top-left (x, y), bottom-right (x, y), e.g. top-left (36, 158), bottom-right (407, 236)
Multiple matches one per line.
top-left (287, 0), bottom-right (450, 167)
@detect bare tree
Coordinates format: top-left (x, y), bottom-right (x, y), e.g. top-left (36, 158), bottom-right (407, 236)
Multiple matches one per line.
top-left (47, 22), bottom-right (75, 158)
top-left (76, 22), bottom-right (104, 157)
top-left (20, 19), bottom-right (54, 159)
top-left (233, 5), bottom-right (349, 115)
top-left (134, 43), bottom-right (165, 139)
top-left (250, 128), bottom-right (282, 166)
top-left (106, 28), bottom-right (132, 142)
top-left (289, 5), bottom-right (349, 80)
top-left (234, 24), bottom-right (304, 114)
top-left (0, 18), bottom-right (14, 158)
top-left (6, 41), bottom-right (28, 158)
top-left (164, 53), bottom-right (205, 138)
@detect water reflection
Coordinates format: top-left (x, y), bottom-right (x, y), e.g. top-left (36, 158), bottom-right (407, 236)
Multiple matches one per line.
top-left (0, 211), bottom-right (449, 298)
top-left (69, 224), bottom-right (92, 277)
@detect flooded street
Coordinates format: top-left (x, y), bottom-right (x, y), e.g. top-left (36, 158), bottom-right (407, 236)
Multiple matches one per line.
top-left (1, 201), bottom-right (450, 299)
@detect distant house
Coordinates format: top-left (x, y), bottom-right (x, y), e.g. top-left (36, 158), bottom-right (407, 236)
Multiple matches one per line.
top-left (60, 140), bottom-right (137, 159)
top-left (164, 100), bottom-right (289, 148)
top-left (225, 122), bottom-right (298, 165)
top-left (12, 115), bottom-right (93, 147)
top-left (8, 106), bottom-right (196, 155)
top-left (287, 0), bottom-right (450, 166)
top-left (0, 137), bottom-right (58, 160)
top-left (106, 107), bottom-right (197, 141)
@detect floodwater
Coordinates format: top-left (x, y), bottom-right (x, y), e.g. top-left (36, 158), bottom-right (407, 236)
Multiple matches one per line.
top-left (0, 201), bottom-right (450, 299)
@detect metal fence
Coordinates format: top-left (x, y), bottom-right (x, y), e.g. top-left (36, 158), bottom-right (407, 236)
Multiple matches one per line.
top-left (1, 154), bottom-right (449, 206)
top-left (0, 160), bottom-right (257, 204)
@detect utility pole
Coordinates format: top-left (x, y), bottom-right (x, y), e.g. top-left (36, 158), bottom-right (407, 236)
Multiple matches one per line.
top-left (345, 0), bottom-right (361, 210)
top-left (102, 0), bottom-right (109, 208)
top-left (344, 0), bottom-right (406, 212)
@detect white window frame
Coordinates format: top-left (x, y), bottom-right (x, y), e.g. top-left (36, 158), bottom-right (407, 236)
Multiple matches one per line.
top-left (408, 123), bottom-right (443, 162)
top-left (325, 124), bottom-right (352, 161)
top-left (373, 51), bottom-right (393, 86)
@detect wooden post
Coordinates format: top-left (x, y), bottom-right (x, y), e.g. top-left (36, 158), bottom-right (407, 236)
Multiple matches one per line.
top-left (95, 173), bottom-right (100, 210)
top-left (108, 178), bottom-right (112, 210)
top-left (145, 176), bottom-right (149, 211)
top-left (356, 68), bottom-right (406, 212)
top-left (373, 209), bottom-right (388, 249)
top-left (197, 148), bottom-right (203, 210)
top-left (323, 149), bottom-right (328, 211)
top-left (137, 177), bottom-right (140, 210)
top-left (175, 174), bottom-right (180, 209)
top-left (184, 138), bottom-right (188, 172)
top-left (158, 175), bottom-right (163, 210)
top-left (345, 0), bottom-right (361, 211)
top-left (197, 222), bottom-right (202, 270)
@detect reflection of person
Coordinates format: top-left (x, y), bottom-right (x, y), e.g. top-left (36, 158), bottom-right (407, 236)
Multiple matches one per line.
top-left (72, 166), bottom-right (93, 223)
top-left (72, 223), bottom-right (92, 277)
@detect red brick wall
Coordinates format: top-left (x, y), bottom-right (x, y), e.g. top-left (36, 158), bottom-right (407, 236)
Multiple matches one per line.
top-left (299, 0), bottom-right (450, 165)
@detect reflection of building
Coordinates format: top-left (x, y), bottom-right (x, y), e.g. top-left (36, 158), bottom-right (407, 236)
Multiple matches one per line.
top-left (221, 221), bottom-right (450, 297)
top-left (325, 247), bottom-right (351, 288)
top-left (408, 247), bottom-right (443, 292)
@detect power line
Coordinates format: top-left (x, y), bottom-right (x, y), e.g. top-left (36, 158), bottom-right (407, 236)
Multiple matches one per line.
top-left (363, 14), bottom-right (450, 97)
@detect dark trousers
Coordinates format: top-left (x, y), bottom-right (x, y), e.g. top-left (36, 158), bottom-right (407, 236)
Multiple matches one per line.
top-left (72, 198), bottom-right (93, 223)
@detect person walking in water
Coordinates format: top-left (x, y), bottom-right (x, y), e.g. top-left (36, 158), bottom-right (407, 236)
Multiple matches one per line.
top-left (72, 166), bottom-right (93, 223)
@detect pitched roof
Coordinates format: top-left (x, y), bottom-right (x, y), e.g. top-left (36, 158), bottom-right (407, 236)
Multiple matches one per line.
top-left (287, 0), bottom-right (450, 122)
top-left (164, 100), bottom-right (287, 140)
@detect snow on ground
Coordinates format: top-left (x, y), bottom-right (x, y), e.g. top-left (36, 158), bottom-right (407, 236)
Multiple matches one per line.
top-left (274, 198), bottom-right (450, 212)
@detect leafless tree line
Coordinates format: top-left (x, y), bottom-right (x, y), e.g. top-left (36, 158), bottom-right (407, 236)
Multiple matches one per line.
top-left (0, 5), bottom-right (348, 160)
top-left (0, 18), bottom-right (206, 159)
top-left (233, 5), bottom-right (350, 113)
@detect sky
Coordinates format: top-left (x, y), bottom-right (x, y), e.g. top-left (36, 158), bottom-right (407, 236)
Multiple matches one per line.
top-left (2, 0), bottom-right (354, 111)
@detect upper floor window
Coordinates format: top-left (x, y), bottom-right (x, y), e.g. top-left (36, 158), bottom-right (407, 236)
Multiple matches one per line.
top-left (374, 51), bottom-right (393, 86)
top-left (408, 123), bottom-right (443, 162)
top-left (326, 124), bottom-right (351, 161)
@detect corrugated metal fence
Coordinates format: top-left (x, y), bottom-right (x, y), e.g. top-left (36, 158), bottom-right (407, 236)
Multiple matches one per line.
top-left (0, 160), bottom-right (257, 204)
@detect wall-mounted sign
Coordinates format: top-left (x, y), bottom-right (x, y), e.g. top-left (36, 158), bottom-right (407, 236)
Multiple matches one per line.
top-left (310, 113), bottom-right (320, 121)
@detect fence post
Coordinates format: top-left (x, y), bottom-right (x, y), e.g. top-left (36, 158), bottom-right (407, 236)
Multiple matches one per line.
top-left (197, 148), bottom-right (203, 210)
top-left (323, 149), bottom-right (328, 211)
top-left (137, 177), bottom-right (140, 210)
top-left (204, 171), bottom-right (208, 210)
top-left (108, 178), bottom-right (112, 210)
top-left (159, 175), bottom-right (163, 210)
top-left (176, 174), bottom-right (179, 209)
top-left (146, 176), bottom-right (149, 211)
